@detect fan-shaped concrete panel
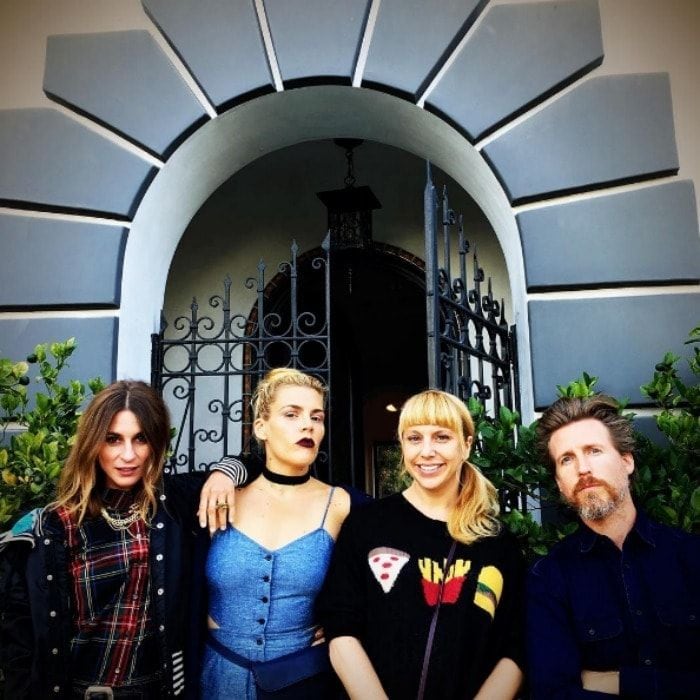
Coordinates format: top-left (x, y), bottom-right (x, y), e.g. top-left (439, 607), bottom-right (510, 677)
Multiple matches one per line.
top-left (363, 0), bottom-right (485, 97)
top-left (265, 0), bottom-right (369, 83)
top-left (484, 73), bottom-right (679, 203)
top-left (0, 215), bottom-right (126, 308)
top-left (44, 30), bottom-right (207, 157)
top-left (519, 181), bottom-right (700, 289)
top-left (427, 0), bottom-right (603, 140)
top-left (0, 109), bottom-right (155, 217)
top-left (0, 317), bottom-right (118, 383)
top-left (143, 0), bottom-right (273, 109)
top-left (529, 294), bottom-right (698, 408)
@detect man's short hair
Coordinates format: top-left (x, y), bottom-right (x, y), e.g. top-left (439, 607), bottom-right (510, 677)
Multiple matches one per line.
top-left (536, 395), bottom-right (636, 473)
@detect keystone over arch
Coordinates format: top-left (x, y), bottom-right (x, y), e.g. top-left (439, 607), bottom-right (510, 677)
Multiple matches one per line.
top-left (0, 0), bottom-right (697, 416)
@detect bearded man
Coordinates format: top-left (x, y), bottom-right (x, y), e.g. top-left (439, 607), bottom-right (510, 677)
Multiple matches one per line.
top-left (526, 395), bottom-right (700, 699)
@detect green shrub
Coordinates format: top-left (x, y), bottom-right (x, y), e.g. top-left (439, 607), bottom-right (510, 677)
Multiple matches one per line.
top-left (473, 327), bottom-right (700, 561)
top-left (0, 339), bottom-right (103, 525)
top-left (469, 399), bottom-right (578, 560)
top-left (636, 325), bottom-right (700, 531)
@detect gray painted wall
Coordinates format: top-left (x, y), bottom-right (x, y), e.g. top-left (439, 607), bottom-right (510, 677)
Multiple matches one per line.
top-left (364, 0), bottom-right (484, 97)
top-left (265, 0), bottom-right (368, 82)
top-left (529, 294), bottom-right (698, 408)
top-left (44, 30), bottom-right (207, 157)
top-left (143, 0), bottom-right (273, 107)
top-left (0, 215), bottom-right (126, 307)
top-left (428, 0), bottom-right (604, 140)
top-left (0, 109), bottom-right (155, 217)
top-left (0, 0), bottom-right (697, 421)
top-left (0, 317), bottom-right (117, 384)
top-left (518, 181), bottom-right (700, 289)
top-left (483, 74), bottom-right (679, 203)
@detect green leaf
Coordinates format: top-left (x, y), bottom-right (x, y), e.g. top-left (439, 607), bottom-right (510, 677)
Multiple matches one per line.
top-left (0, 338), bottom-right (104, 526)
top-left (690, 487), bottom-right (700, 514)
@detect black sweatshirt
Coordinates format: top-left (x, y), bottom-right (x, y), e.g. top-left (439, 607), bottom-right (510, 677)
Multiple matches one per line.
top-left (317, 493), bottom-right (525, 699)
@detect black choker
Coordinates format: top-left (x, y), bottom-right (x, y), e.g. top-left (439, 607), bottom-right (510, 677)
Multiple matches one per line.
top-left (263, 465), bottom-right (311, 485)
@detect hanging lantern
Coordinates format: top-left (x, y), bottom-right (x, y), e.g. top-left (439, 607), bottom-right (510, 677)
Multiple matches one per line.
top-left (316, 138), bottom-right (382, 250)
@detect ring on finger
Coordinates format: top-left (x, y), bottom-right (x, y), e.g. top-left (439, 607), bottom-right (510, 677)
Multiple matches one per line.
top-left (215, 502), bottom-right (228, 510)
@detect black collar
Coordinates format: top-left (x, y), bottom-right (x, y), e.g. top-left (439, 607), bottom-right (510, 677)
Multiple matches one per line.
top-left (262, 465), bottom-right (311, 485)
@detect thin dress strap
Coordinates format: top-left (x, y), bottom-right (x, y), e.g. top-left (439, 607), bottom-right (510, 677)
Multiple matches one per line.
top-left (319, 486), bottom-right (336, 529)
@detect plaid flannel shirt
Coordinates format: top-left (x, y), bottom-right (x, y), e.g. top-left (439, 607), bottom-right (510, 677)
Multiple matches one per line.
top-left (57, 490), bottom-right (160, 687)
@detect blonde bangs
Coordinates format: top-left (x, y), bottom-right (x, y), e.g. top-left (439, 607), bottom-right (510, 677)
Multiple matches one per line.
top-left (398, 389), bottom-right (499, 545)
top-left (252, 367), bottom-right (327, 421)
top-left (398, 390), bottom-right (471, 441)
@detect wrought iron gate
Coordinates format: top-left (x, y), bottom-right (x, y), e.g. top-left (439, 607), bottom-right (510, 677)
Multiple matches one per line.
top-left (424, 164), bottom-right (523, 512)
top-left (424, 164), bottom-right (520, 417)
top-left (151, 239), bottom-right (331, 475)
top-left (152, 165), bottom-right (519, 494)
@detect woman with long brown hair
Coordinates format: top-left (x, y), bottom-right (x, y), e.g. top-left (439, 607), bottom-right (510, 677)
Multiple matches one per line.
top-left (318, 389), bottom-right (524, 699)
top-left (0, 380), bottom-right (242, 699)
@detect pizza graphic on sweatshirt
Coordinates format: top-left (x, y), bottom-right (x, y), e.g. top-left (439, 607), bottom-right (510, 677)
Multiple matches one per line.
top-left (368, 547), bottom-right (410, 593)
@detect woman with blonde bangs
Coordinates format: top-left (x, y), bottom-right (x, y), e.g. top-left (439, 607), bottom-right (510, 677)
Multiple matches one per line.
top-left (200, 368), bottom-right (352, 699)
top-left (0, 380), bottom-right (244, 699)
top-left (318, 389), bottom-right (525, 699)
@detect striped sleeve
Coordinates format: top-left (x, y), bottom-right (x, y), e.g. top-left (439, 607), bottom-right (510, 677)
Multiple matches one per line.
top-left (209, 456), bottom-right (248, 486)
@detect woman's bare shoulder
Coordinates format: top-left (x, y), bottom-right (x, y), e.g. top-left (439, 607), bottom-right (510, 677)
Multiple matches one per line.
top-left (327, 485), bottom-right (351, 531)
top-left (308, 480), bottom-right (351, 533)
top-left (331, 485), bottom-right (351, 514)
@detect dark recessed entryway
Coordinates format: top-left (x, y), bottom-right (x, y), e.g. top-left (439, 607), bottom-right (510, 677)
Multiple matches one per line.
top-left (263, 243), bottom-right (427, 492)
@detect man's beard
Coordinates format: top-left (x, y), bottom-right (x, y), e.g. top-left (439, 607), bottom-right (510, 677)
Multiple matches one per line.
top-left (565, 477), bottom-right (629, 521)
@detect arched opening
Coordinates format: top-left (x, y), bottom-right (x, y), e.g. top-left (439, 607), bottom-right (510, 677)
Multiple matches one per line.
top-left (157, 137), bottom-right (514, 491)
top-left (120, 87), bottom-right (531, 423)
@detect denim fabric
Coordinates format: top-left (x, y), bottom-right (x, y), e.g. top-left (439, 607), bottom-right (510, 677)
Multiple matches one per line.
top-left (200, 500), bottom-right (335, 700)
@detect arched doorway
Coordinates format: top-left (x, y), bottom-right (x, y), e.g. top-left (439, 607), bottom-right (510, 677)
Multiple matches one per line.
top-left (154, 137), bottom-right (514, 490)
top-left (120, 86), bottom-right (529, 415)
top-left (3, 1), bottom-right (695, 432)
top-left (260, 242), bottom-right (427, 490)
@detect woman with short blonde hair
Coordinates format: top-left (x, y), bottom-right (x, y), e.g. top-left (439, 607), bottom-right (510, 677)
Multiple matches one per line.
top-left (398, 389), bottom-right (501, 545)
top-left (201, 368), bottom-right (351, 699)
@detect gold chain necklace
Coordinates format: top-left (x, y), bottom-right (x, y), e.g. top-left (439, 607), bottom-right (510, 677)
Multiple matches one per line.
top-left (100, 505), bottom-right (140, 531)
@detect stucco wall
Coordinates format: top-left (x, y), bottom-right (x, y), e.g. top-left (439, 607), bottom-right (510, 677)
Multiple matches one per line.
top-left (1, 0), bottom-right (697, 205)
top-left (0, 0), bottom-right (697, 418)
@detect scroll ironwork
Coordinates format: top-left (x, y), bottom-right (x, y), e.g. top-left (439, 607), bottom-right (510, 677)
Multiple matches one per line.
top-left (424, 163), bottom-right (523, 511)
top-left (151, 238), bottom-right (331, 476)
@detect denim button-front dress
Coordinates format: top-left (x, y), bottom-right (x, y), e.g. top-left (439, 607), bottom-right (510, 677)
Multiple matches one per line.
top-left (200, 489), bottom-right (336, 699)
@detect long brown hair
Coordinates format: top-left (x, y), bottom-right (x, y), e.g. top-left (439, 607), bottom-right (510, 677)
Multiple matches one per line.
top-left (398, 390), bottom-right (501, 545)
top-left (536, 395), bottom-right (635, 474)
top-left (52, 380), bottom-right (170, 524)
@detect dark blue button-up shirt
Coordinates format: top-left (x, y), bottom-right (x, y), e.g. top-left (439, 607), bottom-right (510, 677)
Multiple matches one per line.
top-left (527, 511), bottom-right (700, 699)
